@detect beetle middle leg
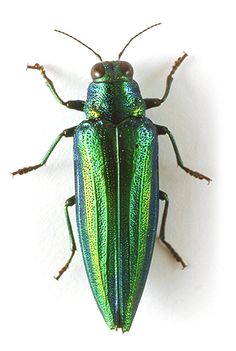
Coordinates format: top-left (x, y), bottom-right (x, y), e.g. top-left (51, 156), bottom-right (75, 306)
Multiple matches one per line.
top-left (27, 63), bottom-right (85, 111)
top-left (158, 190), bottom-right (187, 269)
top-left (54, 195), bottom-right (77, 280)
top-left (156, 125), bottom-right (211, 182)
top-left (12, 126), bottom-right (76, 176)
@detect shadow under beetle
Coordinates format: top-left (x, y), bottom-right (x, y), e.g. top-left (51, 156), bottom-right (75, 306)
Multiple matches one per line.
top-left (13, 24), bottom-right (211, 332)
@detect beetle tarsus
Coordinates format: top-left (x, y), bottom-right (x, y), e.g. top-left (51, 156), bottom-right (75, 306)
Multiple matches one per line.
top-left (181, 166), bottom-right (212, 183)
top-left (54, 266), bottom-right (68, 281)
top-left (159, 238), bottom-right (187, 269)
top-left (54, 249), bottom-right (76, 280)
top-left (27, 63), bottom-right (48, 81)
top-left (170, 52), bottom-right (188, 76)
top-left (11, 164), bottom-right (42, 176)
top-left (27, 63), bottom-right (52, 86)
top-left (27, 63), bottom-right (46, 76)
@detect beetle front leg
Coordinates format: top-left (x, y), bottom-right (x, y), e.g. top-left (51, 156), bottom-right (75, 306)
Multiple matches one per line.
top-left (158, 190), bottom-right (187, 269)
top-left (156, 125), bottom-right (211, 182)
top-left (145, 52), bottom-right (188, 109)
top-left (11, 126), bottom-right (76, 176)
top-left (27, 63), bottom-right (85, 111)
top-left (54, 195), bottom-right (77, 280)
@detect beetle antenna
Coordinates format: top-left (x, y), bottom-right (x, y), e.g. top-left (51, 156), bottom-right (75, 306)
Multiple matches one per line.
top-left (54, 29), bottom-right (103, 62)
top-left (118, 23), bottom-right (161, 60)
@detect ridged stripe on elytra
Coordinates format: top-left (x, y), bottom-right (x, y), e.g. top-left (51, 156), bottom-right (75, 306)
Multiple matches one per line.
top-left (121, 123), bottom-right (153, 328)
top-left (78, 126), bottom-right (114, 322)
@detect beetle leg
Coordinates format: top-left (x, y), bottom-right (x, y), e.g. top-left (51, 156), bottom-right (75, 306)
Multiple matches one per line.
top-left (27, 63), bottom-right (85, 111)
top-left (156, 125), bottom-right (211, 183)
top-left (54, 195), bottom-right (77, 280)
top-left (158, 191), bottom-right (187, 269)
top-left (11, 126), bottom-right (76, 176)
top-left (144, 52), bottom-right (188, 110)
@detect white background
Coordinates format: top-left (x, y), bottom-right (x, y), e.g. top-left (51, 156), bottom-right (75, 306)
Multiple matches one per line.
top-left (0, 0), bottom-right (234, 350)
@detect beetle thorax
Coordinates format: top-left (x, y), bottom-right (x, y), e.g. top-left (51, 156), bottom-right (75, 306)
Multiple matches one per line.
top-left (84, 61), bottom-right (145, 124)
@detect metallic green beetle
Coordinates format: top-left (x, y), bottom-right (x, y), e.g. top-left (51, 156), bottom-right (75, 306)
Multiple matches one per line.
top-left (13, 24), bottom-right (211, 332)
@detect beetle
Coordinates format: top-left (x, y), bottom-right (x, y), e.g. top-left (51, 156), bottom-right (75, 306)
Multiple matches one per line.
top-left (12, 24), bottom-right (211, 332)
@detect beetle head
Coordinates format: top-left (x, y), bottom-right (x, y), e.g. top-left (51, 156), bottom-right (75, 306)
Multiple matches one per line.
top-left (90, 61), bottom-right (134, 83)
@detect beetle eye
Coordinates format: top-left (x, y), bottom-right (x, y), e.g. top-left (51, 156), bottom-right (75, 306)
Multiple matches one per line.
top-left (91, 63), bottom-right (105, 79)
top-left (119, 61), bottom-right (134, 77)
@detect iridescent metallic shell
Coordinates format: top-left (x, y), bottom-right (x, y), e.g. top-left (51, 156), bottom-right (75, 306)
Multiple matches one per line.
top-left (73, 61), bottom-right (159, 331)
top-left (74, 117), bottom-right (158, 331)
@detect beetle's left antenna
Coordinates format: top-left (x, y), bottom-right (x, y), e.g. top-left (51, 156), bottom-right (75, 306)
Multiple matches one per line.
top-left (54, 29), bottom-right (103, 61)
top-left (118, 23), bottom-right (161, 60)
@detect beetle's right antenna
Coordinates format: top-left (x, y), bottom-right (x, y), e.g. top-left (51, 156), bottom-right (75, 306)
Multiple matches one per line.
top-left (54, 29), bottom-right (103, 62)
top-left (118, 23), bottom-right (161, 60)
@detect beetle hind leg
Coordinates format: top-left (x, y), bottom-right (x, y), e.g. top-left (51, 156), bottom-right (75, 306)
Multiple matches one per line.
top-left (54, 195), bottom-right (77, 280)
top-left (158, 190), bottom-right (187, 269)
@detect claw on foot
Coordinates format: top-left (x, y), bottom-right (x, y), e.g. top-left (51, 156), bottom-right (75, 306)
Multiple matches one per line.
top-left (181, 166), bottom-right (212, 184)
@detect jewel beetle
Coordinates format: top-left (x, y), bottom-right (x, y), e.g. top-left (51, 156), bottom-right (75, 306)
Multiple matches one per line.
top-left (12, 23), bottom-right (211, 332)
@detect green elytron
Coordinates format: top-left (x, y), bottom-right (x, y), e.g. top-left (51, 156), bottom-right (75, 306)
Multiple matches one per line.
top-left (12, 24), bottom-right (211, 331)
